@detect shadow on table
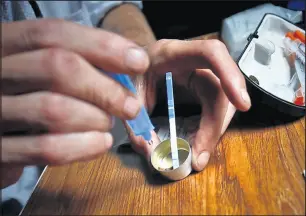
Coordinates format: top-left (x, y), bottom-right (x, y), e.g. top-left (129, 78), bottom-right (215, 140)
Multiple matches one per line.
top-left (112, 144), bottom-right (174, 186)
top-left (112, 103), bottom-right (304, 186)
top-left (1, 199), bottom-right (23, 216)
top-left (113, 144), bottom-right (203, 186)
top-left (21, 188), bottom-right (90, 215)
top-left (229, 103), bottom-right (304, 130)
top-left (153, 103), bottom-right (304, 130)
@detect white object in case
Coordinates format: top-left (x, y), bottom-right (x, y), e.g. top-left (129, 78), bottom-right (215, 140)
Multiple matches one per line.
top-left (238, 14), bottom-right (305, 105)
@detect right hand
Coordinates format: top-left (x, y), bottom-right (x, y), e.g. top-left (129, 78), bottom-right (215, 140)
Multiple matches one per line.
top-left (1, 19), bottom-right (150, 188)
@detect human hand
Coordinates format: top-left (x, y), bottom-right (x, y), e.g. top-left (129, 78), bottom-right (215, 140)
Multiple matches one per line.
top-left (127, 39), bottom-right (251, 171)
top-left (1, 19), bottom-right (150, 188)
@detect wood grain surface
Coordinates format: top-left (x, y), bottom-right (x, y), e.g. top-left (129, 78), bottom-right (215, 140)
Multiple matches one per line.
top-left (21, 33), bottom-right (305, 215)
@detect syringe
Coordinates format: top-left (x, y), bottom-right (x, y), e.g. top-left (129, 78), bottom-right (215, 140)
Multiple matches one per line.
top-left (105, 72), bottom-right (154, 143)
top-left (283, 37), bottom-right (305, 65)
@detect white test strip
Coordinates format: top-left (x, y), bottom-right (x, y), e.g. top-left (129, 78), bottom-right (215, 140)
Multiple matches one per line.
top-left (166, 72), bottom-right (180, 169)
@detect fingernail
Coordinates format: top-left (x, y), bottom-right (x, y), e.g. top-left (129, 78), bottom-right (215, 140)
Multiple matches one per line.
top-left (241, 89), bottom-right (251, 106)
top-left (104, 132), bottom-right (113, 147)
top-left (125, 47), bottom-right (149, 72)
top-left (197, 151), bottom-right (210, 171)
top-left (124, 96), bottom-right (140, 118)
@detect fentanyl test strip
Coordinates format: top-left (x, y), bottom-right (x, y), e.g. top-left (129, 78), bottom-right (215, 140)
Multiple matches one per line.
top-left (166, 72), bottom-right (180, 169)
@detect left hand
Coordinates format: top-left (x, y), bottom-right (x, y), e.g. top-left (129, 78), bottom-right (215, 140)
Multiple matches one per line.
top-left (126, 39), bottom-right (251, 171)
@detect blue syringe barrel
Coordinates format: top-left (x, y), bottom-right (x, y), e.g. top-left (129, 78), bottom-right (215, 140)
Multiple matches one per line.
top-left (106, 72), bottom-right (154, 141)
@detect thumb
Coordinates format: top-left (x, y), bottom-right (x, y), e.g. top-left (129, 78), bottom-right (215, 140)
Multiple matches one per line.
top-left (190, 127), bottom-right (218, 172)
top-left (121, 73), bottom-right (159, 161)
top-left (122, 121), bottom-right (160, 161)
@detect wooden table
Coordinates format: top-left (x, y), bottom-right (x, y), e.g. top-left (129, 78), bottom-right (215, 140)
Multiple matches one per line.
top-left (21, 34), bottom-right (305, 215)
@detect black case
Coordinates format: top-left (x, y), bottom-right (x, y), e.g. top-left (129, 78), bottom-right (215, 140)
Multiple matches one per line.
top-left (237, 13), bottom-right (305, 118)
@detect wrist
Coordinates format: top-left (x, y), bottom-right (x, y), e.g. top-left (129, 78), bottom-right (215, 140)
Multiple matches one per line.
top-left (101, 3), bottom-right (157, 48)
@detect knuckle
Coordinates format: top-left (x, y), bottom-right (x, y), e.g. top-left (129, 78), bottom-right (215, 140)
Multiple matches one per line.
top-left (25, 19), bottom-right (66, 48)
top-left (156, 39), bottom-right (178, 58)
top-left (102, 115), bottom-right (113, 131)
top-left (44, 48), bottom-right (82, 84)
top-left (37, 135), bottom-right (64, 164)
top-left (101, 35), bottom-right (123, 52)
top-left (80, 132), bottom-right (113, 156)
top-left (207, 39), bottom-right (226, 50)
top-left (155, 39), bottom-right (172, 48)
top-left (103, 86), bottom-right (126, 111)
top-left (83, 79), bottom-right (102, 107)
top-left (200, 39), bottom-right (227, 63)
top-left (89, 79), bottom-right (127, 114)
top-left (40, 93), bottom-right (68, 125)
top-left (150, 39), bottom-right (181, 67)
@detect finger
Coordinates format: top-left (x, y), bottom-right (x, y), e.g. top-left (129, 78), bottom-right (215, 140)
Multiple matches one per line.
top-left (124, 121), bottom-right (160, 160)
top-left (123, 121), bottom-right (160, 173)
top-left (152, 39), bottom-right (251, 112)
top-left (2, 19), bottom-right (149, 75)
top-left (2, 131), bottom-right (113, 165)
top-left (189, 71), bottom-right (230, 171)
top-left (191, 109), bottom-right (228, 172)
top-left (2, 92), bottom-right (113, 133)
top-left (220, 102), bottom-right (236, 135)
top-left (192, 69), bottom-right (237, 136)
top-left (2, 49), bottom-right (141, 120)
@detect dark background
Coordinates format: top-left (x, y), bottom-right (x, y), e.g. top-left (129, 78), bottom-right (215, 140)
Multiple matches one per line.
top-left (142, 1), bottom-right (289, 39)
top-left (143, 1), bottom-right (295, 117)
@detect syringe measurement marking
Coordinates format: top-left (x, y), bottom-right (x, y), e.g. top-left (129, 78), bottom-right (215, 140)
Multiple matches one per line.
top-left (166, 72), bottom-right (180, 169)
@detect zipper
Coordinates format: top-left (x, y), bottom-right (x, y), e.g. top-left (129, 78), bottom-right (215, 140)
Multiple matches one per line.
top-left (28, 0), bottom-right (43, 18)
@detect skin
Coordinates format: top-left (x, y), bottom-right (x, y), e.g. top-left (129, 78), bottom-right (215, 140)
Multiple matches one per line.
top-left (101, 4), bottom-right (251, 170)
top-left (1, 18), bottom-right (150, 188)
top-left (1, 3), bottom-right (251, 188)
